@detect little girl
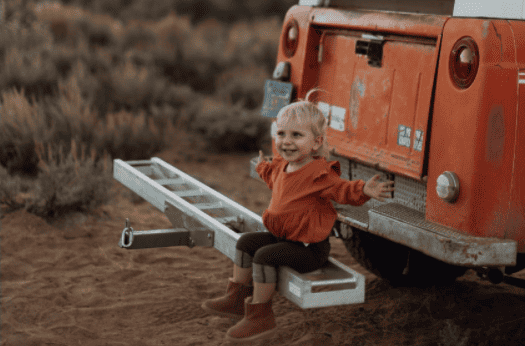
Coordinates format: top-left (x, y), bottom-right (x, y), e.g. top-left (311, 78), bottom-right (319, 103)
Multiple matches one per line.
top-left (201, 89), bottom-right (395, 342)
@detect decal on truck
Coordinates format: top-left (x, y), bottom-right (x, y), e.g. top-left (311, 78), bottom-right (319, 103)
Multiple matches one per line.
top-left (397, 125), bottom-right (411, 148)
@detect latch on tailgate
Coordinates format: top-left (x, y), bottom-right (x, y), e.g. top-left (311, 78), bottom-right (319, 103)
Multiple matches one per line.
top-left (355, 34), bottom-right (385, 67)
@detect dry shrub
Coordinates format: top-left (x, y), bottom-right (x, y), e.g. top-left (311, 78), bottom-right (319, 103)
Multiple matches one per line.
top-left (109, 58), bottom-right (157, 109)
top-left (0, 138), bottom-right (115, 219)
top-left (215, 65), bottom-right (269, 110)
top-left (228, 18), bottom-right (281, 72)
top-left (182, 18), bottom-right (231, 71)
top-left (96, 109), bottom-right (167, 161)
top-left (190, 98), bottom-right (271, 152)
top-left (26, 139), bottom-right (115, 219)
top-left (32, 1), bottom-right (123, 45)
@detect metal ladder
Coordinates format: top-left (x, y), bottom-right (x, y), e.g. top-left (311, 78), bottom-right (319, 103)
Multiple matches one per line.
top-left (113, 157), bottom-right (365, 309)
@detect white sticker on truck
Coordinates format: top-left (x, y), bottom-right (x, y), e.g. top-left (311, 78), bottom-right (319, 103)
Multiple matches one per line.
top-left (316, 102), bottom-right (345, 132)
top-left (413, 129), bottom-right (424, 151)
top-left (330, 105), bottom-right (346, 131)
top-left (398, 124), bottom-right (411, 148)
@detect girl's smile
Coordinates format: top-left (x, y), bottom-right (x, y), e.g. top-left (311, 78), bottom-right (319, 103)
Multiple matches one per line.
top-left (275, 118), bottom-right (322, 171)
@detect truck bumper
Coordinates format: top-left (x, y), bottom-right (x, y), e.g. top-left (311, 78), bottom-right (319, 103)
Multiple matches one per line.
top-left (367, 203), bottom-right (517, 267)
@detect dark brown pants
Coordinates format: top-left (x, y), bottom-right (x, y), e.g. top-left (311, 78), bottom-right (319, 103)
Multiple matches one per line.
top-left (234, 232), bottom-right (331, 283)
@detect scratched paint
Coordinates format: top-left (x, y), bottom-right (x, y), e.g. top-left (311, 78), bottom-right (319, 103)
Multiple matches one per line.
top-left (482, 21), bottom-right (490, 39)
top-left (349, 76), bottom-right (365, 129)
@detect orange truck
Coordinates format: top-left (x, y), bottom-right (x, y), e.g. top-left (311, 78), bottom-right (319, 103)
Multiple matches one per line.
top-left (258, 0), bottom-right (525, 287)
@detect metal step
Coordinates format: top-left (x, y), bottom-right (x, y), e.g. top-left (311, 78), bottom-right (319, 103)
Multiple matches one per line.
top-left (114, 157), bottom-right (365, 308)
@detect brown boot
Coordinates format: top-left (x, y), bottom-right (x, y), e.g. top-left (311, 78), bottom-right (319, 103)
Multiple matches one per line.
top-left (201, 278), bottom-right (253, 320)
top-left (225, 296), bottom-right (276, 342)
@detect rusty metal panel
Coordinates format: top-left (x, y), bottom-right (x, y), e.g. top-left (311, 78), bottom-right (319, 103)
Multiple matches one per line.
top-left (310, 8), bottom-right (448, 38)
top-left (315, 29), bottom-right (439, 180)
top-left (368, 203), bottom-right (517, 266)
top-left (426, 19), bottom-right (517, 240)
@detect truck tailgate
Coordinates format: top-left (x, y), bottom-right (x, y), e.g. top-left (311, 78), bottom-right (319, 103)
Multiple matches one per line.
top-left (312, 11), bottom-right (447, 179)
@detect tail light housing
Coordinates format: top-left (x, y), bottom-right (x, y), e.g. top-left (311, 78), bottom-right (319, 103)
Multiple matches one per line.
top-left (449, 37), bottom-right (479, 89)
top-left (283, 19), bottom-right (299, 58)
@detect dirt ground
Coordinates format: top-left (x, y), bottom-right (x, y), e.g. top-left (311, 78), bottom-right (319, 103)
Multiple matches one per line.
top-left (2, 132), bottom-right (525, 346)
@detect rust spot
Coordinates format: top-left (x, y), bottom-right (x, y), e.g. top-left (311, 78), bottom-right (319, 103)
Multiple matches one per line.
top-left (486, 105), bottom-right (505, 166)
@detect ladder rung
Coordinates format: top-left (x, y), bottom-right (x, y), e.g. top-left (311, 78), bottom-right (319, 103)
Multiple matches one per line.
top-left (152, 165), bottom-right (169, 180)
top-left (156, 178), bottom-right (185, 186)
top-left (215, 216), bottom-right (240, 224)
top-left (173, 189), bottom-right (204, 197)
top-left (193, 202), bottom-right (223, 210)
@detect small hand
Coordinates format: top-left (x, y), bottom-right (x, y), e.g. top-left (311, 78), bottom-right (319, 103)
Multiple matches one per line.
top-left (258, 150), bottom-right (269, 165)
top-left (364, 174), bottom-right (395, 202)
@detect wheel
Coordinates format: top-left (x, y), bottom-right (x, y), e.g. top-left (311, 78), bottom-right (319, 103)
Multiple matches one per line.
top-left (342, 226), bottom-right (467, 286)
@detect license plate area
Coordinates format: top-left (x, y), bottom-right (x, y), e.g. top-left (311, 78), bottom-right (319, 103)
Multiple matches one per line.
top-left (261, 80), bottom-right (293, 118)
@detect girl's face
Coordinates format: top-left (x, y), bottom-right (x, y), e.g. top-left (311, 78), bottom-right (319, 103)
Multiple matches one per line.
top-left (275, 117), bottom-right (322, 168)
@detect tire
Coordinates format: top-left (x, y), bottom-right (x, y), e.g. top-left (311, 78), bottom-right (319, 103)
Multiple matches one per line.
top-left (343, 226), bottom-right (467, 287)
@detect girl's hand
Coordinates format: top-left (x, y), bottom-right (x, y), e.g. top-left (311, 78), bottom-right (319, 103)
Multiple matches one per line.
top-left (257, 150), bottom-right (269, 165)
top-left (363, 174), bottom-right (395, 202)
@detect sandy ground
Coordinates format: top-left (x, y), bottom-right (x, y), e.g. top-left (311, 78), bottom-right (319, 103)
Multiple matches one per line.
top-left (2, 136), bottom-right (525, 346)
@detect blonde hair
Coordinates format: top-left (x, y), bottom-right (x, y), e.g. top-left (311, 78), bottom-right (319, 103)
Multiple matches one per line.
top-left (274, 88), bottom-right (332, 160)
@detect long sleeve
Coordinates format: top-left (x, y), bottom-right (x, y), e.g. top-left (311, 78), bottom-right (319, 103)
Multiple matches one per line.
top-left (318, 175), bottom-right (371, 206)
top-left (256, 160), bottom-right (275, 190)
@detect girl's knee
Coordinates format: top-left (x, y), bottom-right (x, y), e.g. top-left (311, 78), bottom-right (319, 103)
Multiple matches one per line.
top-left (253, 263), bottom-right (278, 283)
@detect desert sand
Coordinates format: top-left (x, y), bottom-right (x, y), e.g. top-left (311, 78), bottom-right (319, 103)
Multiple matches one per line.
top-left (2, 137), bottom-right (525, 346)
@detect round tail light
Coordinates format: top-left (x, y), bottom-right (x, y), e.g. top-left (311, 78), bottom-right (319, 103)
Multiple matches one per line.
top-left (436, 171), bottom-right (460, 202)
top-left (449, 37), bottom-right (479, 89)
top-left (283, 19), bottom-right (299, 58)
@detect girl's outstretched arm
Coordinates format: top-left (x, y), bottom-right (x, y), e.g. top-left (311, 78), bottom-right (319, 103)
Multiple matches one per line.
top-left (363, 174), bottom-right (395, 202)
top-left (255, 150), bottom-right (275, 190)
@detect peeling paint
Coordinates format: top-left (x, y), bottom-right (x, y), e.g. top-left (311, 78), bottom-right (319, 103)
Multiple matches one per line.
top-left (349, 76), bottom-right (365, 129)
top-left (482, 21), bottom-right (490, 39)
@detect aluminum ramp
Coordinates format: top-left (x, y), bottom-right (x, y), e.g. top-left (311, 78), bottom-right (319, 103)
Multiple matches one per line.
top-left (113, 157), bottom-right (365, 309)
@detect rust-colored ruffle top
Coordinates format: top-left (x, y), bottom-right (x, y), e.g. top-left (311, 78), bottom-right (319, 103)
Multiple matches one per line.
top-left (255, 155), bottom-right (371, 243)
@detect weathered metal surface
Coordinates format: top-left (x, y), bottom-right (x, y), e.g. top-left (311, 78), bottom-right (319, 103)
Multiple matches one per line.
top-left (310, 7), bottom-right (448, 37)
top-left (368, 203), bottom-right (517, 266)
top-left (311, 26), bottom-right (440, 180)
top-left (425, 19), bottom-right (517, 241)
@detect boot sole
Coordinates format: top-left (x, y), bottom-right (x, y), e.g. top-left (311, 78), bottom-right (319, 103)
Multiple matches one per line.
top-left (201, 302), bottom-right (244, 320)
top-left (225, 325), bottom-right (277, 343)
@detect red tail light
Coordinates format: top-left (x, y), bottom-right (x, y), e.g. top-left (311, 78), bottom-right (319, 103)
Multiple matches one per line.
top-left (449, 37), bottom-right (479, 89)
top-left (283, 19), bottom-right (299, 58)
